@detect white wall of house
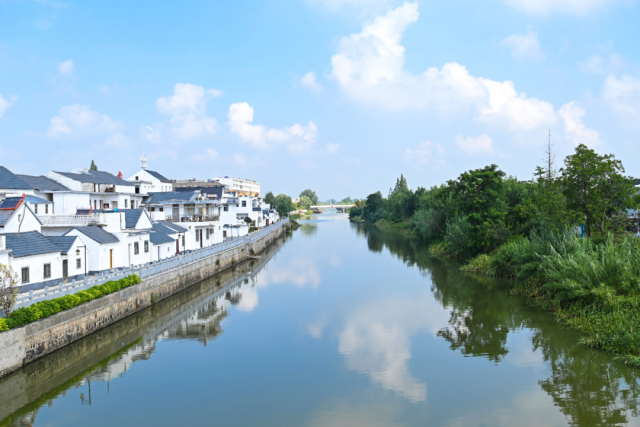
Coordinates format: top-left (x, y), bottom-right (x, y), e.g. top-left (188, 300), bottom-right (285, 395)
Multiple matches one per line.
top-left (0, 205), bottom-right (42, 233)
top-left (52, 193), bottom-right (91, 214)
top-left (11, 252), bottom-right (62, 286)
top-left (151, 241), bottom-right (175, 262)
top-left (64, 230), bottom-right (120, 273)
top-left (128, 170), bottom-right (173, 192)
top-left (0, 236), bottom-right (10, 266)
top-left (62, 236), bottom-right (90, 278)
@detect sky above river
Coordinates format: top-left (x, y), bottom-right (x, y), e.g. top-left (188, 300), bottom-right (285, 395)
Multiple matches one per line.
top-left (1, 0), bottom-right (639, 199)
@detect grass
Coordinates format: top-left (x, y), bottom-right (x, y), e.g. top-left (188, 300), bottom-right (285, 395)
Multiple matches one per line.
top-left (457, 229), bottom-right (640, 363)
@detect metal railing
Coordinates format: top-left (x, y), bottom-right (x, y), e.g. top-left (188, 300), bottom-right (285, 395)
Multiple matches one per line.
top-left (38, 214), bottom-right (105, 226)
top-left (14, 219), bottom-right (286, 309)
top-left (165, 215), bottom-right (220, 223)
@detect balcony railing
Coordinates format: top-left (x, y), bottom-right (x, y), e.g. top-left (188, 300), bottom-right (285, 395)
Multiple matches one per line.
top-left (38, 214), bottom-right (105, 226)
top-left (165, 215), bottom-right (220, 223)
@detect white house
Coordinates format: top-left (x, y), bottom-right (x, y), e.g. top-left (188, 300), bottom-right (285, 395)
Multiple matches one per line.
top-left (128, 169), bottom-right (173, 193)
top-left (143, 191), bottom-right (223, 250)
top-left (0, 196), bottom-right (43, 234)
top-left (213, 176), bottom-right (260, 197)
top-left (2, 231), bottom-right (63, 288)
top-left (64, 226), bottom-right (122, 273)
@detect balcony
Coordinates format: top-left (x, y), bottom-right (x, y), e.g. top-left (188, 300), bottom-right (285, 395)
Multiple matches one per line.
top-left (165, 215), bottom-right (220, 223)
top-left (38, 214), bottom-right (105, 227)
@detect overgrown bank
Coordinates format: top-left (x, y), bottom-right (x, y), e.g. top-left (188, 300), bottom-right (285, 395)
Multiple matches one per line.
top-left (349, 143), bottom-right (640, 363)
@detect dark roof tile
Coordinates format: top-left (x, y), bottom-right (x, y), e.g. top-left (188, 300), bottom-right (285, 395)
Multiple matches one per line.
top-left (4, 231), bottom-right (61, 257)
top-left (0, 166), bottom-right (32, 190)
top-left (66, 225), bottom-right (120, 244)
top-left (46, 235), bottom-right (78, 255)
top-left (16, 174), bottom-right (69, 191)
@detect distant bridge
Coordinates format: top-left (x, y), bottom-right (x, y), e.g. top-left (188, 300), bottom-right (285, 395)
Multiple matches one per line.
top-left (310, 205), bottom-right (354, 209)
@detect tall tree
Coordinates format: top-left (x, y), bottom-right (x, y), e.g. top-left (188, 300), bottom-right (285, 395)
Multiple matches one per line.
top-left (561, 144), bottom-right (639, 240)
top-left (90, 160), bottom-right (98, 171)
top-left (299, 189), bottom-right (319, 205)
top-left (264, 192), bottom-right (276, 207)
top-left (299, 196), bottom-right (312, 210)
top-left (274, 194), bottom-right (294, 218)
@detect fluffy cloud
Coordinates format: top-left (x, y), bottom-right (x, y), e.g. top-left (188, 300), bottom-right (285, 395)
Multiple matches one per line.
top-left (502, 0), bottom-right (618, 15)
top-left (579, 53), bottom-right (623, 74)
top-left (500, 30), bottom-right (543, 60)
top-left (455, 134), bottom-right (494, 155)
top-left (330, 2), bottom-right (557, 132)
top-left (404, 141), bottom-right (445, 164)
top-left (603, 73), bottom-right (640, 116)
top-left (0, 94), bottom-right (17, 118)
top-left (156, 83), bottom-right (222, 139)
top-left (559, 101), bottom-right (601, 147)
top-left (307, 0), bottom-right (400, 16)
top-left (228, 102), bottom-right (318, 153)
top-left (58, 59), bottom-right (75, 75)
top-left (47, 104), bottom-right (120, 138)
top-left (326, 142), bottom-right (340, 153)
top-left (301, 71), bottom-right (323, 93)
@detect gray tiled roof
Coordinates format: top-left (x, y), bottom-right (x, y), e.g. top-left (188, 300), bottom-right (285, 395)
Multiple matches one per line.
top-left (16, 174), bottom-right (69, 191)
top-left (87, 170), bottom-right (135, 186)
top-left (121, 209), bottom-right (143, 228)
top-left (154, 220), bottom-right (187, 233)
top-left (4, 231), bottom-right (61, 257)
top-left (0, 210), bottom-right (14, 227)
top-left (145, 191), bottom-right (199, 204)
top-left (46, 235), bottom-right (78, 255)
top-left (67, 225), bottom-right (120, 244)
top-left (54, 171), bottom-right (106, 184)
top-left (145, 170), bottom-right (171, 183)
top-left (0, 166), bottom-right (32, 190)
top-left (149, 231), bottom-right (175, 245)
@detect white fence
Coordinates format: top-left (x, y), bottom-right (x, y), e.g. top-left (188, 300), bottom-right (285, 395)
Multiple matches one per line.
top-left (14, 219), bottom-right (287, 309)
top-left (38, 214), bottom-right (106, 226)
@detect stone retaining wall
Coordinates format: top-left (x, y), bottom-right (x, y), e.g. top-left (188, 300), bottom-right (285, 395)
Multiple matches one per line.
top-left (0, 224), bottom-right (286, 380)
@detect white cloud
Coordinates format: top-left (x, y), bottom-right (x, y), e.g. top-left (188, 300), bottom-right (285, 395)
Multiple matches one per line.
top-left (326, 142), bottom-right (340, 153)
top-left (404, 141), bottom-right (445, 164)
top-left (579, 53), bottom-right (623, 74)
top-left (307, 0), bottom-right (399, 16)
top-left (0, 94), bottom-right (17, 118)
top-left (47, 104), bottom-right (120, 138)
top-left (603, 73), bottom-right (640, 116)
top-left (155, 83), bottom-right (222, 139)
top-left (193, 148), bottom-right (220, 162)
top-left (330, 2), bottom-right (558, 133)
top-left (500, 30), bottom-right (543, 60)
top-left (301, 71), bottom-right (323, 93)
top-left (227, 102), bottom-right (318, 153)
top-left (57, 59), bottom-right (74, 75)
top-left (455, 134), bottom-right (494, 155)
top-left (502, 0), bottom-right (618, 15)
top-left (559, 101), bottom-right (601, 147)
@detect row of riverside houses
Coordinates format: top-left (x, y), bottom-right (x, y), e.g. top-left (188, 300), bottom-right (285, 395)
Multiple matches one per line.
top-left (0, 162), bottom-right (280, 293)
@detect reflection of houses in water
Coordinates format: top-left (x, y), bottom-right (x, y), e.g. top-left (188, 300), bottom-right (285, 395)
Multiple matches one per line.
top-left (7, 243), bottom-right (285, 427)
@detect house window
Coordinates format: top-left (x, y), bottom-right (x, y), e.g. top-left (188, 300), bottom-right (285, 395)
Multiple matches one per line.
top-left (134, 242), bottom-right (139, 255)
top-left (144, 240), bottom-right (149, 253)
top-left (196, 231), bottom-right (200, 242)
top-left (45, 205), bottom-right (49, 214)
top-left (150, 207), bottom-right (155, 212)
top-left (43, 263), bottom-right (51, 279)
top-left (185, 205), bottom-right (195, 215)
top-left (182, 235), bottom-right (185, 246)
top-left (224, 206), bottom-right (229, 212)
top-left (125, 199), bottom-right (129, 208)
top-left (22, 267), bottom-right (29, 283)
top-left (223, 230), bottom-right (227, 238)
top-left (159, 207), bottom-right (164, 212)
top-left (77, 258), bottom-right (81, 269)
top-left (34, 204), bottom-right (38, 214)
top-left (135, 176), bottom-right (139, 180)
top-left (242, 201), bottom-right (247, 207)
top-left (18, 214), bottom-right (22, 222)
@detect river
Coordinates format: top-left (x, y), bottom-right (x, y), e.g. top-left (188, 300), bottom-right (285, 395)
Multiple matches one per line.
top-left (2, 213), bottom-right (640, 426)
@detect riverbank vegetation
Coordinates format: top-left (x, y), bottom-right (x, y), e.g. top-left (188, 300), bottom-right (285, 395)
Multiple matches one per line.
top-left (0, 275), bottom-right (141, 331)
top-left (350, 143), bottom-right (640, 362)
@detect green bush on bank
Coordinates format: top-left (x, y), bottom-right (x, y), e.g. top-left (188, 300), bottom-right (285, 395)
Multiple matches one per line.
top-left (4, 274), bottom-right (141, 330)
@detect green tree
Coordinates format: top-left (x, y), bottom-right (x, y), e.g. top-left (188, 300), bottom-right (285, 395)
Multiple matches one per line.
top-left (274, 193), bottom-right (294, 218)
top-left (299, 189), bottom-right (319, 205)
top-left (299, 196), bottom-right (312, 210)
top-left (561, 144), bottom-right (639, 240)
top-left (0, 264), bottom-right (19, 318)
top-left (90, 160), bottom-right (98, 171)
top-left (448, 164), bottom-right (507, 253)
top-left (264, 191), bottom-right (276, 208)
top-left (363, 191), bottom-right (384, 221)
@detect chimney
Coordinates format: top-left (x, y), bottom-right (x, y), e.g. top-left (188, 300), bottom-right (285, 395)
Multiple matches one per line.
top-left (0, 235), bottom-right (5, 251)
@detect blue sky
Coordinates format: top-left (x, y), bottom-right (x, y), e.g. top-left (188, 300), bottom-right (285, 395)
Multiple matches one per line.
top-left (1, 0), bottom-right (639, 200)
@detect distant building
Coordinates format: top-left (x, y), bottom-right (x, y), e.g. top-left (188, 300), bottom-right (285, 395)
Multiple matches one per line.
top-left (213, 176), bottom-right (260, 197)
top-left (128, 169), bottom-right (173, 193)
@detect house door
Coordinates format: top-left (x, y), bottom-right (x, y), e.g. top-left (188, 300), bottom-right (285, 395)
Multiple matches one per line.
top-left (110, 249), bottom-right (113, 269)
top-left (176, 239), bottom-right (179, 254)
top-left (266, 219), bottom-right (270, 226)
top-left (200, 230), bottom-right (203, 248)
top-left (172, 205), bottom-right (179, 221)
top-left (62, 260), bottom-right (68, 283)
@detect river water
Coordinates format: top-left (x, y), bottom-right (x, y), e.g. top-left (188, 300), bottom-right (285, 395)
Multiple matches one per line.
top-left (2, 213), bottom-right (640, 426)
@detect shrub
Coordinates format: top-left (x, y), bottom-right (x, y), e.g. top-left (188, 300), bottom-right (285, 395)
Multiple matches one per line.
top-left (461, 254), bottom-right (493, 275)
top-left (57, 294), bottom-right (81, 310)
top-left (32, 300), bottom-right (61, 318)
top-left (8, 306), bottom-right (43, 328)
top-left (0, 318), bottom-right (7, 332)
top-left (444, 216), bottom-right (471, 257)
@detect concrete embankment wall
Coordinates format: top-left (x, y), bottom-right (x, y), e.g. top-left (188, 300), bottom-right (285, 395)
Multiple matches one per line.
top-left (0, 224), bottom-right (286, 380)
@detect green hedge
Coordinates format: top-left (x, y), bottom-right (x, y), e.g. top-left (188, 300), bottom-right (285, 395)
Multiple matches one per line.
top-left (4, 274), bottom-right (141, 330)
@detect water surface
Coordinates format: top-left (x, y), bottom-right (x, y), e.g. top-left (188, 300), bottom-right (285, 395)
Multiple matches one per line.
top-left (2, 214), bottom-right (640, 426)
